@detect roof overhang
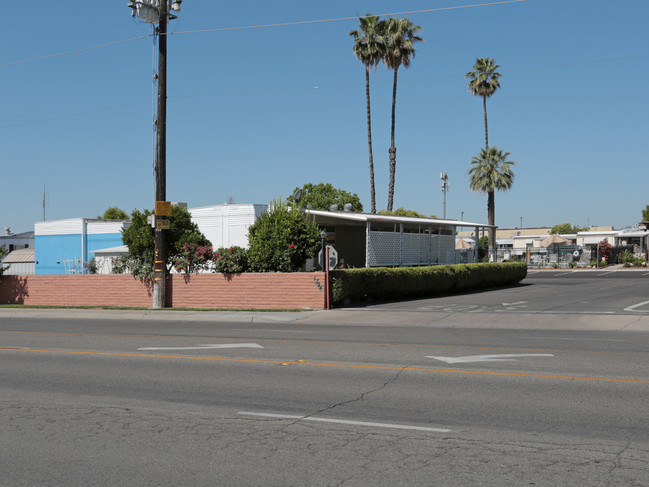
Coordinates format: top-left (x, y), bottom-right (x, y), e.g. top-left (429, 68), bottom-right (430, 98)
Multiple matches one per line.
top-left (304, 209), bottom-right (494, 228)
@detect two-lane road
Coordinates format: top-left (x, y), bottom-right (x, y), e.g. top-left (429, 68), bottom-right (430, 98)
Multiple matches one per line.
top-left (1, 272), bottom-right (649, 486)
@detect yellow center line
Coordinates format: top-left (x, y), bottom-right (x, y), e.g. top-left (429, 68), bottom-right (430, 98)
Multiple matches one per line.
top-left (1, 330), bottom-right (647, 357)
top-left (1, 347), bottom-right (648, 384)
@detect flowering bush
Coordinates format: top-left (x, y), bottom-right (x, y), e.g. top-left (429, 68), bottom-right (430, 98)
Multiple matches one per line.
top-left (213, 246), bottom-right (249, 274)
top-left (599, 240), bottom-right (612, 263)
top-left (171, 243), bottom-right (215, 274)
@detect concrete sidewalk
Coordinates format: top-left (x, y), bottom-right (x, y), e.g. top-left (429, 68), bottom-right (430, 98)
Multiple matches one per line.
top-left (0, 307), bottom-right (326, 324)
top-left (1, 307), bottom-right (648, 331)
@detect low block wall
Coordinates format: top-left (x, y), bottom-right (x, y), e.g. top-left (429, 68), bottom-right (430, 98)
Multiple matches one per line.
top-left (0, 273), bottom-right (326, 310)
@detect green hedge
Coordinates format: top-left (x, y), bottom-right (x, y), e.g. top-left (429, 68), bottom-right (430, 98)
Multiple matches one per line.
top-left (329, 262), bottom-right (527, 306)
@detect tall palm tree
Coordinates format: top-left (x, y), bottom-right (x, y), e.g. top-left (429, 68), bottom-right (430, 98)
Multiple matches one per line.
top-left (382, 17), bottom-right (423, 212)
top-left (466, 58), bottom-right (502, 149)
top-left (468, 146), bottom-right (516, 259)
top-left (349, 14), bottom-right (385, 214)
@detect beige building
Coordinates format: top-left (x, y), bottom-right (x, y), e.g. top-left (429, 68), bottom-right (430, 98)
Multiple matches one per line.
top-left (457, 226), bottom-right (613, 241)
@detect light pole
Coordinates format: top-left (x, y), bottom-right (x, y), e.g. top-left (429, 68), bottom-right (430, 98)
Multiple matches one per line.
top-left (320, 231), bottom-right (327, 270)
top-left (440, 172), bottom-right (449, 219)
top-left (128, 0), bottom-right (183, 308)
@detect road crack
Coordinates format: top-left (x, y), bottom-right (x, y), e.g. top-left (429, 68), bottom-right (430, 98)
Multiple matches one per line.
top-left (619, 315), bottom-right (643, 331)
top-left (608, 441), bottom-right (630, 473)
top-left (281, 366), bottom-right (408, 429)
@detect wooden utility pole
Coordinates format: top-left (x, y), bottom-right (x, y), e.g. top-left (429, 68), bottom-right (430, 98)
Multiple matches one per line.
top-left (152, 0), bottom-right (168, 309)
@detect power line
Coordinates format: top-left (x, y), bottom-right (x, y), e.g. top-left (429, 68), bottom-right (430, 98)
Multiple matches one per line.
top-left (2, 51), bottom-right (645, 130)
top-left (0, 1), bottom-right (528, 68)
top-left (0, 36), bottom-right (149, 68)
top-left (0, 101), bottom-right (148, 129)
top-left (170, 0), bottom-right (529, 35)
top-left (504, 54), bottom-right (649, 72)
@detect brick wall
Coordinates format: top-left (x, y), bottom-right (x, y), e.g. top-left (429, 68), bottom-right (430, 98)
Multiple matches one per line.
top-left (0, 273), bottom-right (326, 310)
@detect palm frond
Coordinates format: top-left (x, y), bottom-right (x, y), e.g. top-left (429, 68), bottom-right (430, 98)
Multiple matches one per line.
top-left (468, 146), bottom-right (516, 193)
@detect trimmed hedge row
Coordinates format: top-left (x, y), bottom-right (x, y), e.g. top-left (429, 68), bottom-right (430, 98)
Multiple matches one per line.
top-left (329, 262), bottom-right (527, 306)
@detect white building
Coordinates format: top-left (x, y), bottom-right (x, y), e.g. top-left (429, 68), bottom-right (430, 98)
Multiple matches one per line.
top-left (189, 204), bottom-right (267, 249)
top-left (90, 245), bottom-right (129, 274)
top-left (0, 228), bottom-right (34, 253)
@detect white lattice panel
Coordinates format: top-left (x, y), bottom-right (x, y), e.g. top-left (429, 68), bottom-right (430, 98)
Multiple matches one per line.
top-left (402, 233), bottom-right (432, 265)
top-left (438, 235), bottom-right (454, 264)
top-left (367, 231), bottom-right (400, 266)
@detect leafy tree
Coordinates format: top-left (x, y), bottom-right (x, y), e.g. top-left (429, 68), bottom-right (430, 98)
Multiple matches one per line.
top-left (550, 223), bottom-right (587, 235)
top-left (468, 146), bottom-right (516, 256)
top-left (247, 199), bottom-right (320, 272)
top-left (0, 244), bottom-right (9, 275)
top-left (349, 14), bottom-right (385, 214)
top-left (466, 57), bottom-right (502, 149)
top-left (98, 207), bottom-right (129, 220)
top-left (382, 17), bottom-right (423, 212)
top-left (642, 205), bottom-right (649, 221)
top-left (117, 205), bottom-right (210, 277)
top-left (378, 208), bottom-right (436, 218)
top-left (291, 183), bottom-right (363, 212)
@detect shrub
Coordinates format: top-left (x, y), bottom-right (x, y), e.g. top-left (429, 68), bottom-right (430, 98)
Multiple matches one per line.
top-left (329, 262), bottom-right (527, 306)
top-left (617, 250), bottom-right (646, 267)
top-left (213, 246), bottom-right (249, 273)
top-left (247, 199), bottom-right (320, 272)
top-left (171, 243), bottom-right (215, 274)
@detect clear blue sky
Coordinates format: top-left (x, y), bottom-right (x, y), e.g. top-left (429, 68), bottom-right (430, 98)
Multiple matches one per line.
top-left (2, 0), bottom-right (647, 233)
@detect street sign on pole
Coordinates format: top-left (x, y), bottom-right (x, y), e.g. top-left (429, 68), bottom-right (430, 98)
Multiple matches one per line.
top-left (156, 201), bottom-right (171, 216)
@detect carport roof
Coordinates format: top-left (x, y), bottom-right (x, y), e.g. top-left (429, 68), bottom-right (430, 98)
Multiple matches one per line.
top-left (304, 209), bottom-right (494, 228)
top-left (90, 245), bottom-right (129, 255)
top-left (2, 248), bottom-right (34, 263)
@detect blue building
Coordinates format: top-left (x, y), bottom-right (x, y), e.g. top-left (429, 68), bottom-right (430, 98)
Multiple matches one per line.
top-left (34, 218), bottom-right (129, 275)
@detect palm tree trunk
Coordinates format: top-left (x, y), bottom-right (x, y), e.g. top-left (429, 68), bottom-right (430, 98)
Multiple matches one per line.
top-left (387, 67), bottom-right (399, 212)
top-left (483, 95), bottom-right (489, 149)
top-left (488, 190), bottom-right (495, 261)
top-left (365, 65), bottom-right (376, 214)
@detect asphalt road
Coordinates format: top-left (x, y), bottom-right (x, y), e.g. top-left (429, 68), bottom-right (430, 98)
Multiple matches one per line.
top-left (357, 268), bottom-right (649, 315)
top-left (1, 272), bottom-right (649, 486)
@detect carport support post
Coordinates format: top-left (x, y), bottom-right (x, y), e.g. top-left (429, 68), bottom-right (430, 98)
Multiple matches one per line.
top-left (365, 221), bottom-right (370, 268)
top-left (399, 223), bottom-right (403, 266)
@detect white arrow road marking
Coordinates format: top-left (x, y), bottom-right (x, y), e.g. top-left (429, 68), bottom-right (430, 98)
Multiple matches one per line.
top-left (502, 301), bottom-right (528, 306)
top-left (137, 343), bottom-right (263, 351)
top-left (427, 353), bottom-right (554, 364)
top-left (624, 300), bottom-right (649, 313)
top-left (238, 412), bottom-right (451, 433)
